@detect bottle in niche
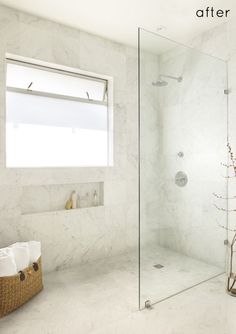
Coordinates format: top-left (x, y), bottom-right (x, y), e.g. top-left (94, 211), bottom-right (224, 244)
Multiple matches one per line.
top-left (93, 190), bottom-right (99, 207)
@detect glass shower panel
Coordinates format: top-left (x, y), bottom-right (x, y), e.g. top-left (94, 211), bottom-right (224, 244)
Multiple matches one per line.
top-left (138, 28), bottom-right (228, 309)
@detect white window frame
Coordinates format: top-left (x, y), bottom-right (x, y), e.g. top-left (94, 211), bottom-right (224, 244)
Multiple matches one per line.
top-left (5, 54), bottom-right (114, 168)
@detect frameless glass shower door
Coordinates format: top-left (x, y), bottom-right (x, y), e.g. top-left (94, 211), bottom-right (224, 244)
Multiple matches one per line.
top-left (138, 28), bottom-right (228, 309)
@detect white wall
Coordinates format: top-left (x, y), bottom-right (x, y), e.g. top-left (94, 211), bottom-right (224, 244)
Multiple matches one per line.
top-left (139, 49), bottom-right (160, 246)
top-left (189, 22), bottom-right (236, 268)
top-left (0, 4), bottom-right (235, 273)
top-left (158, 44), bottom-right (227, 268)
top-left (140, 24), bottom-right (230, 269)
top-left (0, 5), bottom-right (140, 272)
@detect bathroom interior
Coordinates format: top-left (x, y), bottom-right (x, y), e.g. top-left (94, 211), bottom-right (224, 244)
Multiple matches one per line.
top-left (0, 1), bottom-right (236, 333)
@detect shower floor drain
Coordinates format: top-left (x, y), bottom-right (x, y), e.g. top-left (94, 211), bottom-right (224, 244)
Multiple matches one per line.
top-left (153, 264), bottom-right (164, 269)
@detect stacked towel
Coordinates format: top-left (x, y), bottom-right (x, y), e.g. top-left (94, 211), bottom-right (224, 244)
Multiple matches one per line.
top-left (28, 241), bottom-right (41, 263)
top-left (0, 241), bottom-right (41, 275)
top-left (9, 242), bottom-right (30, 272)
top-left (0, 248), bottom-right (17, 277)
top-left (0, 247), bottom-right (14, 256)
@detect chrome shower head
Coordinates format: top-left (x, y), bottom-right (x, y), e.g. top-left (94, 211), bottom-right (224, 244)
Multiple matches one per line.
top-left (152, 74), bottom-right (183, 87)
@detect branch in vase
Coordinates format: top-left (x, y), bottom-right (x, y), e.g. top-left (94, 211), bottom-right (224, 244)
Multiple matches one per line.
top-left (213, 193), bottom-right (236, 200)
top-left (213, 203), bottom-right (236, 212)
top-left (221, 175), bottom-right (235, 179)
top-left (221, 163), bottom-right (235, 168)
top-left (217, 222), bottom-right (236, 232)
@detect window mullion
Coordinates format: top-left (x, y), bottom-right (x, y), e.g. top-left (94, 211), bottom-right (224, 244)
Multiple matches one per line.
top-left (7, 87), bottom-right (108, 106)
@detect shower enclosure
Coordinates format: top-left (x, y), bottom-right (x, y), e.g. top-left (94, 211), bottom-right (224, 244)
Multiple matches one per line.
top-left (138, 28), bottom-right (228, 309)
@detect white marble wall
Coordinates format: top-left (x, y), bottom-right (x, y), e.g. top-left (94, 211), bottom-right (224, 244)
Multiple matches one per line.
top-left (0, 4), bottom-right (234, 275)
top-left (140, 25), bottom-right (229, 268)
top-left (0, 5), bottom-right (140, 272)
top-left (139, 49), bottom-right (160, 246)
top-left (223, 20), bottom-right (236, 261)
top-left (148, 26), bottom-right (231, 268)
top-left (179, 21), bottom-right (236, 267)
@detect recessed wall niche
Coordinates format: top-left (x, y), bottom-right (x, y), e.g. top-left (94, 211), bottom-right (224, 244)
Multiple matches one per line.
top-left (20, 182), bottom-right (104, 215)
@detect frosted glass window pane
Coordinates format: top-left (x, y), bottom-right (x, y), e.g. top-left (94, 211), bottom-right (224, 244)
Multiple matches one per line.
top-left (6, 124), bottom-right (108, 167)
top-left (6, 92), bottom-right (108, 167)
top-left (7, 63), bottom-right (106, 101)
top-left (7, 91), bottom-right (107, 130)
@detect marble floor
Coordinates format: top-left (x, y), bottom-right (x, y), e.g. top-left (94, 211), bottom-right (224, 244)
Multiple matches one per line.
top-left (0, 247), bottom-right (233, 334)
top-left (140, 245), bottom-right (223, 307)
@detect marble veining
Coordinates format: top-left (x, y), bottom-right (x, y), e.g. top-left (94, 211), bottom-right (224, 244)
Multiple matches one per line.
top-left (0, 247), bottom-right (233, 334)
top-left (140, 26), bottom-right (228, 273)
top-left (0, 4), bottom-right (139, 272)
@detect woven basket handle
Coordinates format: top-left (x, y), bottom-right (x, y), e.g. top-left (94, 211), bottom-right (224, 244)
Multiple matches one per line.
top-left (18, 261), bottom-right (39, 281)
top-left (33, 262), bottom-right (39, 272)
top-left (19, 271), bottom-right (25, 281)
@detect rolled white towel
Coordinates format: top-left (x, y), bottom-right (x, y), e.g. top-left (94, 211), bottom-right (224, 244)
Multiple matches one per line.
top-left (10, 242), bottom-right (30, 272)
top-left (0, 247), bottom-right (14, 257)
top-left (0, 249), bottom-right (17, 277)
top-left (28, 241), bottom-right (41, 263)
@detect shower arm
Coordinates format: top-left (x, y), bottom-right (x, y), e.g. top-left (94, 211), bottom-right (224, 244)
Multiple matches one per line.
top-left (159, 74), bottom-right (182, 82)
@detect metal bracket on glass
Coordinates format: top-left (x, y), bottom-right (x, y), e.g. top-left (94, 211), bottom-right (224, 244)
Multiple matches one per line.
top-left (145, 300), bottom-right (152, 309)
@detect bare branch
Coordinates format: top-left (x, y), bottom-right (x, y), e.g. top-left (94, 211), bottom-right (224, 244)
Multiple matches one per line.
top-left (213, 203), bottom-right (236, 212)
top-left (221, 163), bottom-right (235, 168)
top-left (218, 143), bottom-right (236, 294)
top-left (217, 221), bottom-right (236, 232)
top-left (213, 193), bottom-right (236, 200)
top-left (221, 175), bottom-right (235, 179)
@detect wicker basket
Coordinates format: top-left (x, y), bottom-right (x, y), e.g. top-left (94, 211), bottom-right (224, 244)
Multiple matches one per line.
top-left (0, 257), bottom-right (43, 318)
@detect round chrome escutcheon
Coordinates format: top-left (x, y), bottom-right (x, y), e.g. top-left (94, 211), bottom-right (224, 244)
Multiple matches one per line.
top-left (175, 171), bottom-right (188, 187)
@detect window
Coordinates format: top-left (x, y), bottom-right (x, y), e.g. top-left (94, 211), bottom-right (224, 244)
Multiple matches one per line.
top-left (6, 57), bottom-right (113, 167)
